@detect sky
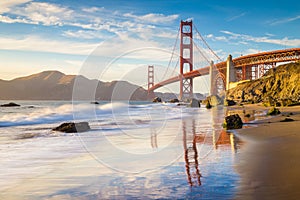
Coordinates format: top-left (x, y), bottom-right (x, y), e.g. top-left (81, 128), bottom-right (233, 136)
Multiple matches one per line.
top-left (0, 0), bottom-right (299, 93)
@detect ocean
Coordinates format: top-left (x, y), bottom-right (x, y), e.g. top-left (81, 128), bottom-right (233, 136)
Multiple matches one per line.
top-left (0, 100), bottom-right (242, 199)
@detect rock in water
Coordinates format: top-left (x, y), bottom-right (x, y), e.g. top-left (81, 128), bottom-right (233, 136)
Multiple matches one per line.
top-left (223, 114), bottom-right (243, 130)
top-left (267, 107), bottom-right (281, 115)
top-left (206, 101), bottom-right (212, 109)
top-left (224, 99), bottom-right (236, 106)
top-left (0, 102), bottom-right (20, 107)
top-left (170, 98), bottom-right (179, 103)
top-left (153, 97), bottom-right (162, 103)
top-left (52, 122), bottom-right (91, 133)
top-left (190, 98), bottom-right (200, 108)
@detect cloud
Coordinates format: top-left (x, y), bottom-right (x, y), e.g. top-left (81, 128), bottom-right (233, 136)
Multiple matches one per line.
top-left (219, 30), bottom-right (300, 47)
top-left (0, 36), bottom-right (97, 55)
top-left (227, 12), bottom-right (247, 22)
top-left (0, 14), bottom-right (37, 24)
top-left (13, 2), bottom-right (74, 26)
top-left (63, 30), bottom-right (107, 39)
top-left (124, 13), bottom-right (179, 24)
top-left (270, 15), bottom-right (300, 25)
top-left (0, 0), bottom-right (31, 14)
top-left (82, 6), bottom-right (104, 13)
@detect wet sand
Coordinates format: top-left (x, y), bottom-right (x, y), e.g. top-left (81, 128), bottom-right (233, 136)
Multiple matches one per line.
top-left (233, 105), bottom-right (300, 199)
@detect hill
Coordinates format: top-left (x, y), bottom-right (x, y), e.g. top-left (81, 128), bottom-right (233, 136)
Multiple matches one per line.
top-left (227, 62), bottom-right (300, 106)
top-left (0, 71), bottom-right (148, 100)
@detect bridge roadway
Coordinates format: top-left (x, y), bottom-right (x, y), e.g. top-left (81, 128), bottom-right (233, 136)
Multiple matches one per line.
top-left (149, 48), bottom-right (300, 91)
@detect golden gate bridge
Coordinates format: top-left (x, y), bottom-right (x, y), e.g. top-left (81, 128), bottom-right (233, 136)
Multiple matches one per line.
top-left (147, 20), bottom-right (300, 100)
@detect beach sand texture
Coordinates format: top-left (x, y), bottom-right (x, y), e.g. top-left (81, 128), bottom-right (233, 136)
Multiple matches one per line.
top-left (234, 105), bottom-right (300, 200)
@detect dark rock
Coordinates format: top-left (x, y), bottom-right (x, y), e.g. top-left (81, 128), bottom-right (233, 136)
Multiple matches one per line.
top-left (267, 107), bottom-right (281, 115)
top-left (190, 98), bottom-right (200, 108)
top-left (153, 97), bottom-right (162, 103)
top-left (169, 98), bottom-right (179, 103)
top-left (223, 114), bottom-right (243, 130)
top-left (0, 102), bottom-right (20, 107)
top-left (91, 101), bottom-right (99, 104)
top-left (244, 113), bottom-right (251, 118)
top-left (224, 99), bottom-right (236, 106)
top-left (280, 118), bottom-right (294, 122)
top-left (52, 122), bottom-right (91, 133)
top-left (206, 101), bottom-right (212, 109)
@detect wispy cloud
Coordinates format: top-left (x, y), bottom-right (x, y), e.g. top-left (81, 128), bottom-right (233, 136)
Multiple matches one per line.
top-left (216, 30), bottom-right (300, 47)
top-left (0, 36), bottom-right (97, 55)
top-left (0, 0), bottom-right (32, 14)
top-left (123, 13), bottom-right (179, 24)
top-left (270, 15), bottom-right (300, 25)
top-left (62, 30), bottom-right (107, 39)
top-left (82, 6), bottom-right (104, 13)
top-left (227, 12), bottom-right (247, 22)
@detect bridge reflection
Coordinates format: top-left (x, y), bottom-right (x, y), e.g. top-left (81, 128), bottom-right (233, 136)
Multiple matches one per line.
top-left (181, 108), bottom-right (243, 186)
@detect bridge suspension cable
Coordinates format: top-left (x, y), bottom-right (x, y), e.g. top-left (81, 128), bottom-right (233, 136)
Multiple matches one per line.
top-left (162, 27), bottom-right (180, 81)
top-left (193, 25), bottom-right (222, 61)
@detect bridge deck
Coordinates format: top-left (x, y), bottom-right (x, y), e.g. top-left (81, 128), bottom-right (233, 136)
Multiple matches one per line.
top-left (149, 48), bottom-right (300, 91)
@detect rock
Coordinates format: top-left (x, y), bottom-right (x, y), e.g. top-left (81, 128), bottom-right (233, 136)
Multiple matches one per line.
top-left (52, 122), bottom-right (91, 133)
top-left (91, 101), bottom-right (99, 104)
top-left (0, 102), bottom-right (20, 107)
top-left (244, 113), bottom-right (251, 118)
top-left (224, 99), bottom-right (236, 106)
top-left (267, 107), bottom-right (281, 115)
top-left (190, 98), bottom-right (200, 108)
top-left (169, 98), bottom-right (179, 103)
top-left (206, 101), bottom-right (212, 109)
top-left (152, 97), bottom-right (162, 103)
top-left (223, 114), bottom-right (243, 130)
top-left (280, 118), bottom-right (294, 122)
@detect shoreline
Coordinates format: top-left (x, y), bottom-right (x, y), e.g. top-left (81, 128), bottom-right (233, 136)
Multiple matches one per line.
top-left (229, 104), bottom-right (300, 199)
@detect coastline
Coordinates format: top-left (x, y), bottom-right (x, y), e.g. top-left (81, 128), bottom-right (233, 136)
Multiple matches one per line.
top-left (231, 105), bottom-right (300, 199)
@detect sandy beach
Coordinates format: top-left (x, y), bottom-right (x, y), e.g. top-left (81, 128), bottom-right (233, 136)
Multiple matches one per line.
top-left (232, 105), bottom-right (300, 199)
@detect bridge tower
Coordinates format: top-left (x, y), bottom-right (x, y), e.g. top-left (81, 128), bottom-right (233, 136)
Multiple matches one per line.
top-left (180, 20), bottom-right (194, 101)
top-left (147, 65), bottom-right (155, 99)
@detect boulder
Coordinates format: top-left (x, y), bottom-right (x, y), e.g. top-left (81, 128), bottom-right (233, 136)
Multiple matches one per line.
top-left (224, 99), bottom-right (236, 106)
top-left (169, 98), bottom-right (179, 103)
top-left (267, 107), bottom-right (281, 115)
top-left (52, 122), bottom-right (91, 133)
top-left (190, 98), bottom-right (200, 108)
top-left (205, 101), bottom-right (212, 109)
top-left (0, 102), bottom-right (20, 107)
top-left (223, 114), bottom-right (243, 130)
top-left (153, 97), bottom-right (162, 103)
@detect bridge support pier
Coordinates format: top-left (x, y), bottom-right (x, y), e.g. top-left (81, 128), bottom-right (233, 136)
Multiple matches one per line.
top-left (209, 61), bottom-right (217, 96)
top-left (226, 55), bottom-right (236, 90)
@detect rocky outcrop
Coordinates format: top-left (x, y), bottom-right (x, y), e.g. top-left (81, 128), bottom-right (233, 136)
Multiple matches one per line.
top-left (223, 114), bottom-right (243, 130)
top-left (203, 95), bottom-right (224, 107)
top-left (52, 122), bottom-right (91, 133)
top-left (227, 62), bottom-right (300, 106)
top-left (0, 102), bottom-right (20, 107)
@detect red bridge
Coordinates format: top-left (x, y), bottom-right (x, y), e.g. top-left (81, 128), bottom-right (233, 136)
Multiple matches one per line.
top-left (148, 20), bottom-right (300, 100)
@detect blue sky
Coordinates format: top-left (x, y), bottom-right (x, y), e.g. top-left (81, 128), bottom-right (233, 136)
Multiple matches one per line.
top-left (0, 0), bottom-right (299, 92)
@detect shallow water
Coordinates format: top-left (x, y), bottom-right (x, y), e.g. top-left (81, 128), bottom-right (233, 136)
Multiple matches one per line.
top-left (0, 101), bottom-right (244, 199)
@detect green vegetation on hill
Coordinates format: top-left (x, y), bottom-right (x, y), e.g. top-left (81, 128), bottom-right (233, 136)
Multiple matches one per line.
top-left (227, 62), bottom-right (300, 106)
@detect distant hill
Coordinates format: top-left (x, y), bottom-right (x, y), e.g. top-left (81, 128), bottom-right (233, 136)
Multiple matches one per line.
top-left (0, 71), bottom-right (148, 100)
top-left (227, 62), bottom-right (300, 106)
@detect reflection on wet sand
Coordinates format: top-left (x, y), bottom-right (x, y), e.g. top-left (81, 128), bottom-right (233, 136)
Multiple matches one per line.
top-left (180, 107), bottom-right (243, 187)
